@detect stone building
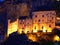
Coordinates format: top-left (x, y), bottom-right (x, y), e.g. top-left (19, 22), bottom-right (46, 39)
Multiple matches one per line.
top-left (7, 11), bottom-right (56, 36)
top-left (18, 18), bottom-right (32, 34)
top-left (32, 11), bottom-right (56, 32)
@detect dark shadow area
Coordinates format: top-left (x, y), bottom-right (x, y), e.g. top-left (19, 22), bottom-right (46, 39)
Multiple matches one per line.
top-left (2, 32), bottom-right (40, 45)
top-left (52, 28), bottom-right (60, 37)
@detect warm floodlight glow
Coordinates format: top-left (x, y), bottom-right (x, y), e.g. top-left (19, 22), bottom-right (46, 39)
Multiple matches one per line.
top-left (7, 19), bottom-right (18, 36)
top-left (18, 29), bottom-right (22, 34)
top-left (48, 28), bottom-right (52, 32)
top-left (54, 35), bottom-right (60, 41)
top-left (28, 34), bottom-right (37, 42)
top-left (11, 22), bottom-right (18, 32)
top-left (43, 27), bottom-right (46, 32)
top-left (25, 28), bottom-right (29, 34)
top-left (33, 24), bottom-right (38, 33)
top-left (33, 29), bottom-right (37, 33)
top-left (57, 17), bottom-right (60, 20)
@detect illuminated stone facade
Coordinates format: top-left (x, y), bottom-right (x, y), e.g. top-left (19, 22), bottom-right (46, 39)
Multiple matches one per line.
top-left (32, 11), bottom-right (56, 32)
top-left (7, 11), bottom-right (56, 36)
top-left (18, 18), bottom-right (32, 34)
top-left (7, 19), bottom-right (18, 36)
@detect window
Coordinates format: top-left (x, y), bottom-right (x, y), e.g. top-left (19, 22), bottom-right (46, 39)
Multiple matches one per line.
top-left (50, 12), bottom-right (55, 15)
top-left (22, 28), bottom-right (24, 30)
top-left (49, 25), bottom-right (51, 27)
top-left (50, 20), bottom-right (51, 22)
top-left (27, 31), bottom-right (29, 33)
top-left (20, 22), bottom-right (22, 24)
top-left (52, 17), bottom-right (53, 19)
top-left (42, 15), bottom-right (44, 17)
top-left (42, 26), bottom-right (43, 29)
top-left (52, 13), bottom-right (55, 15)
top-left (38, 19), bottom-right (40, 22)
top-left (35, 26), bottom-right (36, 29)
top-left (27, 23), bottom-right (29, 24)
top-left (46, 13), bottom-right (48, 15)
top-left (42, 20), bottom-right (44, 22)
top-left (35, 15), bottom-right (37, 18)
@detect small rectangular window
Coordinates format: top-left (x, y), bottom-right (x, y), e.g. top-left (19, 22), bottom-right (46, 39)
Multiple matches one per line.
top-left (49, 25), bottom-right (51, 27)
top-left (52, 17), bottom-right (53, 19)
top-left (38, 19), bottom-right (40, 22)
top-left (35, 15), bottom-right (37, 18)
top-left (42, 15), bottom-right (44, 17)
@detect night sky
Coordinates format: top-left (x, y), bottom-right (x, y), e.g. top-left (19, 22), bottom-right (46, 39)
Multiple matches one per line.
top-left (0, 0), bottom-right (60, 21)
top-left (0, 0), bottom-right (60, 22)
top-left (0, 0), bottom-right (4, 2)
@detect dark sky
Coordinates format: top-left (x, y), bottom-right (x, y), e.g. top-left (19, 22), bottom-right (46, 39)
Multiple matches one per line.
top-left (0, 0), bottom-right (4, 2)
top-left (0, 0), bottom-right (60, 17)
